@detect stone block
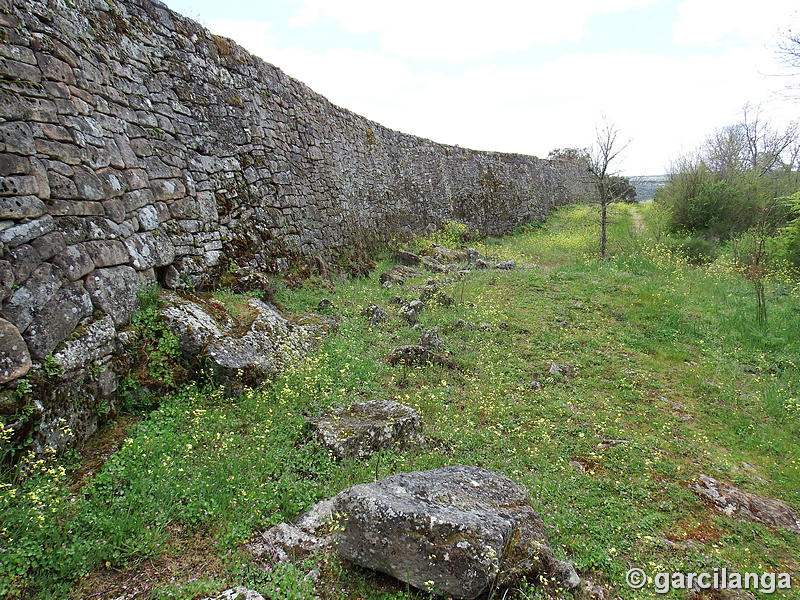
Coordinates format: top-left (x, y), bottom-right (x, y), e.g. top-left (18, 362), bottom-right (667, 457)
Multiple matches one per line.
top-left (51, 244), bottom-right (95, 281)
top-left (0, 195), bottom-right (46, 219)
top-left (80, 239), bottom-right (129, 268)
top-left (0, 215), bottom-right (54, 247)
top-left (123, 229), bottom-right (175, 269)
top-left (31, 231), bottom-right (66, 260)
top-left (85, 265), bottom-right (139, 325)
top-left (2, 261), bottom-right (64, 332)
top-left (0, 175), bottom-right (39, 197)
top-left (0, 318), bottom-right (31, 384)
top-left (23, 281), bottom-right (93, 359)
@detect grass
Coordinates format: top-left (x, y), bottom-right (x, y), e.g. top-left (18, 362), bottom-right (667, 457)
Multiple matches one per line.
top-left (2, 203), bottom-right (799, 599)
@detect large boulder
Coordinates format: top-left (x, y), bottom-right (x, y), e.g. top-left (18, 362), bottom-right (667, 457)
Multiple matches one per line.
top-left (332, 466), bottom-right (579, 599)
top-left (160, 292), bottom-right (331, 385)
top-left (308, 400), bottom-right (423, 459)
top-left (690, 474), bottom-right (800, 534)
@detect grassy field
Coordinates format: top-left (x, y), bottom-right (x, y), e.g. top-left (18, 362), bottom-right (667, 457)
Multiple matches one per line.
top-left (3, 202), bottom-right (800, 599)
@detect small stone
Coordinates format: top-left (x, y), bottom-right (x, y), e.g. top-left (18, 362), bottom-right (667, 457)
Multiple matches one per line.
top-left (548, 362), bottom-right (574, 377)
top-left (380, 265), bottom-right (422, 286)
top-left (494, 260), bottom-right (515, 270)
top-left (203, 587), bottom-right (266, 600)
top-left (360, 303), bottom-right (388, 325)
top-left (398, 299), bottom-right (423, 325)
top-left (569, 460), bottom-right (586, 474)
top-left (393, 249), bottom-right (422, 266)
top-left (419, 327), bottom-right (444, 350)
top-left (386, 344), bottom-right (453, 368)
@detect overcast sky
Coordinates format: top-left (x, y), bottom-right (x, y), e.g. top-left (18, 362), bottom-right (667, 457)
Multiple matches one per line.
top-left (160, 0), bottom-right (799, 175)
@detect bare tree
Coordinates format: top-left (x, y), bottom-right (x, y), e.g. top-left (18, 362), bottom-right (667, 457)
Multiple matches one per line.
top-left (703, 125), bottom-right (746, 175)
top-left (778, 28), bottom-right (800, 71)
top-left (741, 104), bottom-right (798, 176)
top-left (587, 120), bottom-right (630, 258)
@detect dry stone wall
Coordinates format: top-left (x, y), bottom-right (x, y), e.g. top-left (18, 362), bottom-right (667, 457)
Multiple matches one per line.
top-left (0, 0), bottom-right (595, 449)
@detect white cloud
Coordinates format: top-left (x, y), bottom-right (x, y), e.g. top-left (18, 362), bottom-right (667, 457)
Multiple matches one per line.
top-left (288, 0), bottom-right (662, 61)
top-left (673, 0), bottom-right (798, 47)
top-left (208, 14), bottom-right (796, 174)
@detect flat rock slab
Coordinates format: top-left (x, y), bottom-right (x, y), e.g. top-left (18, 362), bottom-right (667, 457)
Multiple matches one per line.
top-left (690, 474), bottom-right (800, 534)
top-left (308, 400), bottom-right (423, 459)
top-left (333, 465), bottom-right (579, 599)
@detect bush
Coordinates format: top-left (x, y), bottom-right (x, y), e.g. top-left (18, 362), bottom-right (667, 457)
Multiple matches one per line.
top-left (666, 234), bottom-right (717, 265)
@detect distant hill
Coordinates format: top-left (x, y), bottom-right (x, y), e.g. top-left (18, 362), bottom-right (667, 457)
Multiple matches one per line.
top-left (627, 174), bottom-right (669, 202)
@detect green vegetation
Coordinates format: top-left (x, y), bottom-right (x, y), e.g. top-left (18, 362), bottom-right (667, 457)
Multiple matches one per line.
top-left (2, 204), bottom-right (800, 598)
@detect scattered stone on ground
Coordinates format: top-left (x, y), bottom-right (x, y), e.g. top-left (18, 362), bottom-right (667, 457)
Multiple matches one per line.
top-left (690, 586), bottom-right (756, 600)
top-left (251, 498), bottom-right (335, 563)
top-left (332, 465), bottom-right (580, 599)
top-left (582, 575), bottom-right (608, 599)
top-left (379, 265), bottom-right (422, 286)
top-left (548, 362), bottom-right (574, 377)
top-left (160, 291), bottom-right (330, 386)
top-left (393, 249), bottom-right (422, 266)
top-left (690, 474), bottom-right (800, 533)
top-left (597, 438), bottom-right (630, 450)
top-left (386, 345), bottom-right (454, 368)
top-left (420, 244), bottom-right (469, 264)
top-left (569, 460), bottom-right (586, 474)
top-left (317, 298), bottom-right (332, 311)
top-left (398, 300), bottom-right (423, 325)
top-left (419, 255), bottom-right (448, 273)
top-left (465, 248), bottom-right (483, 262)
top-left (419, 327), bottom-right (444, 351)
top-left (420, 279), bottom-right (455, 306)
top-left (360, 303), bottom-right (388, 325)
top-left (494, 260), bottom-right (515, 270)
top-left (307, 399), bottom-right (423, 459)
top-left (203, 587), bottom-right (266, 600)
top-left (473, 258), bottom-right (491, 269)
top-left (733, 462), bottom-right (769, 484)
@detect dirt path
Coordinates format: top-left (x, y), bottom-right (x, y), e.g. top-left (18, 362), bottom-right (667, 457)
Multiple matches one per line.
top-left (631, 205), bottom-right (646, 235)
